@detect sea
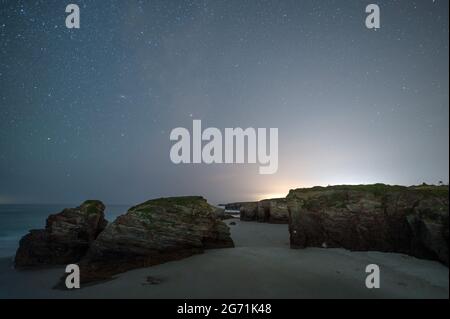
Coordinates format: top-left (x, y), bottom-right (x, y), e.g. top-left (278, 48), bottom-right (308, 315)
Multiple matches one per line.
top-left (0, 204), bottom-right (130, 259)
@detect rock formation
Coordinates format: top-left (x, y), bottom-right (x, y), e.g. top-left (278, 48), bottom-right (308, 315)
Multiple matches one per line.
top-left (77, 196), bottom-right (234, 282)
top-left (238, 199), bottom-right (289, 223)
top-left (214, 206), bottom-right (235, 220)
top-left (287, 184), bottom-right (449, 265)
top-left (15, 200), bottom-right (107, 268)
top-left (239, 202), bottom-right (259, 221)
top-left (257, 199), bottom-right (289, 223)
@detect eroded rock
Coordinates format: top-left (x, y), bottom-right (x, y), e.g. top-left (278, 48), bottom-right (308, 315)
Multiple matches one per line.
top-left (15, 200), bottom-right (107, 268)
top-left (238, 199), bottom-right (288, 223)
top-left (78, 196), bottom-right (234, 282)
top-left (287, 184), bottom-right (449, 265)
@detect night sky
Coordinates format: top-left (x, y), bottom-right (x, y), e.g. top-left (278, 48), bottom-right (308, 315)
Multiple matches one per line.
top-left (0, 0), bottom-right (448, 205)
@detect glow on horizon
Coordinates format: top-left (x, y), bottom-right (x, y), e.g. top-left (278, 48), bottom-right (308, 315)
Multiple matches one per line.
top-left (251, 178), bottom-right (419, 201)
top-left (257, 192), bottom-right (288, 200)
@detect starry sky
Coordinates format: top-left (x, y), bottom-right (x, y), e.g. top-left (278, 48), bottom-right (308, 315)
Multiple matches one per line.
top-left (0, 0), bottom-right (448, 205)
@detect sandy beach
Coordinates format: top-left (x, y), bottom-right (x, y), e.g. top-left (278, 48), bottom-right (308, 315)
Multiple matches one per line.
top-left (0, 219), bottom-right (448, 299)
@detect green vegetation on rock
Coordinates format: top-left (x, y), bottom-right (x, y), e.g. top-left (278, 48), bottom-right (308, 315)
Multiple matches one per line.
top-left (128, 196), bottom-right (214, 221)
top-left (288, 184), bottom-right (449, 199)
top-left (81, 200), bottom-right (105, 215)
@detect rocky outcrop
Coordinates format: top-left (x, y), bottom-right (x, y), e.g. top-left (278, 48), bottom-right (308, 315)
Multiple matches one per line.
top-left (15, 200), bottom-right (107, 268)
top-left (258, 199), bottom-right (289, 223)
top-left (214, 207), bottom-right (235, 220)
top-left (238, 199), bottom-right (289, 223)
top-left (287, 184), bottom-right (449, 265)
top-left (77, 196), bottom-right (234, 282)
top-left (407, 197), bottom-right (449, 266)
top-left (240, 202), bottom-right (259, 221)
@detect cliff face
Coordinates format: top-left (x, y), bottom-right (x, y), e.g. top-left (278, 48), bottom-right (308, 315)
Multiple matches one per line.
top-left (15, 200), bottom-right (107, 268)
top-left (239, 199), bottom-right (289, 224)
top-left (257, 199), bottom-right (289, 223)
top-left (77, 196), bottom-right (234, 282)
top-left (287, 184), bottom-right (449, 265)
top-left (239, 202), bottom-right (259, 221)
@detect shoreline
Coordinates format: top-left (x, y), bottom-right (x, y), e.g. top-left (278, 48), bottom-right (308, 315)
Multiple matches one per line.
top-left (0, 220), bottom-right (448, 299)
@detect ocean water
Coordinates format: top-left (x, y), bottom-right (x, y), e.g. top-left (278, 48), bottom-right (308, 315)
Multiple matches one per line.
top-left (0, 204), bottom-right (130, 258)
